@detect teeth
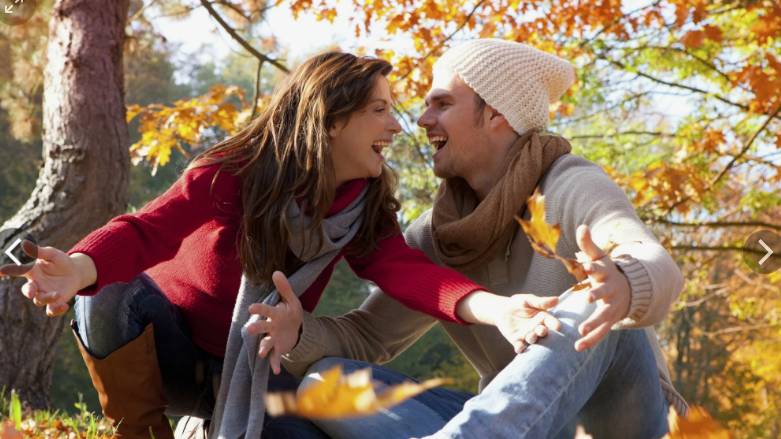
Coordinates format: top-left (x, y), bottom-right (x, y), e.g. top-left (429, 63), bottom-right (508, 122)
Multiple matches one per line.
top-left (429, 136), bottom-right (448, 150)
top-left (372, 141), bottom-right (390, 147)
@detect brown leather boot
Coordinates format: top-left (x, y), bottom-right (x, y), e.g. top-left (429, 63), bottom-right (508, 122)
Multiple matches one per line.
top-left (72, 322), bottom-right (174, 439)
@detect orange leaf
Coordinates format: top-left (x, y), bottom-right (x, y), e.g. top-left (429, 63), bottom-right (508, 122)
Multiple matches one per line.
top-left (666, 406), bottom-right (730, 438)
top-left (1, 421), bottom-right (23, 439)
top-left (681, 30), bottom-right (705, 48)
top-left (702, 25), bottom-right (723, 42)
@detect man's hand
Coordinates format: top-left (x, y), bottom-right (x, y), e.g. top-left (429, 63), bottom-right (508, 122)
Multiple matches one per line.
top-left (495, 294), bottom-right (561, 354)
top-left (573, 225), bottom-right (631, 352)
top-left (245, 271), bottom-right (304, 374)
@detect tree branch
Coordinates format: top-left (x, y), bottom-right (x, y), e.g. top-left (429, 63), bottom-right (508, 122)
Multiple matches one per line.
top-left (602, 56), bottom-right (753, 113)
top-left (569, 130), bottom-right (674, 140)
top-left (398, 0), bottom-right (486, 82)
top-left (199, 0), bottom-right (289, 73)
top-left (703, 323), bottom-right (780, 337)
top-left (648, 218), bottom-right (781, 232)
top-left (671, 245), bottom-right (772, 257)
top-left (251, 58), bottom-right (264, 120)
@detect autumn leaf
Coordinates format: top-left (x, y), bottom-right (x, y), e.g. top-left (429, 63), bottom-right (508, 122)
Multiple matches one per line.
top-left (517, 190), bottom-right (586, 282)
top-left (517, 189), bottom-right (560, 256)
top-left (681, 30), bottom-right (706, 48)
top-left (1, 421), bottom-right (23, 439)
top-left (264, 365), bottom-right (450, 419)
top-left (666, 406), bottom-right (730, 439)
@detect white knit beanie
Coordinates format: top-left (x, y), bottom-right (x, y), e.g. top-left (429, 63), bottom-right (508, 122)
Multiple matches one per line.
top-left (433, 39), bottom-right (576, 135)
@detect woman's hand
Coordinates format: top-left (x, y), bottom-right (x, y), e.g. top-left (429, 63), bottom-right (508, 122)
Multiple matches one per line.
top-left (494, 294), bottom-right (561, 353)
top-left (457, 290), bottom-right (560, 353)
top-left (245, 271), bottom-right (304, 375)
top-left (0, 240), bottom-right (95, 317)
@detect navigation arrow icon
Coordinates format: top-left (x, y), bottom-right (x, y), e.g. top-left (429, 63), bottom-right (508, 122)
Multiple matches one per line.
top-left (4, 238), bottom-right (22, 265)
top-left (758, 239), bottom-right (773, 266)
top-left (743, 230), bottom-right (781, 274)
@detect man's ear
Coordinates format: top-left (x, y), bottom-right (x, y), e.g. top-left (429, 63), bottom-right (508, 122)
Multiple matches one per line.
top-left (487, 107), bottom-right (510, 130)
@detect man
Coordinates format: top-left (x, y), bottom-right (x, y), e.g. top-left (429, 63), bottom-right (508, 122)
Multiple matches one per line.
top-left (281, 39), bottom-right (687, 438)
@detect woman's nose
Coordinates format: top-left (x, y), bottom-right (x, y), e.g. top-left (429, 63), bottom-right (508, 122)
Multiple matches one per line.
top-left (389, 114), bottom-right (402, 134)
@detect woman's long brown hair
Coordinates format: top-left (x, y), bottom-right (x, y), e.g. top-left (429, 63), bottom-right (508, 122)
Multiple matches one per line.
top-left (188, 52), bottom-right (400, 284)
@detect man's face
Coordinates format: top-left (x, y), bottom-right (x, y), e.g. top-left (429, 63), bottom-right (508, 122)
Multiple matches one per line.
top-left (418, 72), bottom-right (491, 180)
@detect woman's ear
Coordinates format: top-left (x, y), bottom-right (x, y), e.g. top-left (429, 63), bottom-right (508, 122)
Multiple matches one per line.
top-left (328, 120), bottom-right (343, 139)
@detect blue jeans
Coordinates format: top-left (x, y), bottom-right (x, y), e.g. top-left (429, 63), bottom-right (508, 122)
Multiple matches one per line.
top-left (74, 273), bottom-right (328, 438)
top-left (311, 292), bottom-right (669, 439)
top-left (301, 357), bottom-right (473, 438)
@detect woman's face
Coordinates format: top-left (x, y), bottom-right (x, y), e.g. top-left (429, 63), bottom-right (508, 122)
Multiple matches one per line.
top-left (330, 75), bottom-right (402, 185)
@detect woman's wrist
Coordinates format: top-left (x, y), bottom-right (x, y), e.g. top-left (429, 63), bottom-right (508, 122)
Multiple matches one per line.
top-left (456, 290), bottom-right (507, 325)
top-left (69, 253), bottom-right (97, 290)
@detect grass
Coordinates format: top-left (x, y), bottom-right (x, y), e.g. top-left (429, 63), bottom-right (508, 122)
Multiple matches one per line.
top-left (1, 388), bottom-right (115, 438)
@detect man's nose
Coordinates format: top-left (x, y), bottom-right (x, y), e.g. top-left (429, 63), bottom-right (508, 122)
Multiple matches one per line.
top-left (417, 108), bottom-right (434, 129)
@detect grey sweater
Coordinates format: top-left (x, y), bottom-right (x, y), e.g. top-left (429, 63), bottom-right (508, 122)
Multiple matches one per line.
top-left (282, 154), bottom-right (688, 415)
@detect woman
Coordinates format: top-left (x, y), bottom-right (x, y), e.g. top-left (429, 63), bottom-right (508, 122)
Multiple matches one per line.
top-left (1, 52), bottom-right (556, 438)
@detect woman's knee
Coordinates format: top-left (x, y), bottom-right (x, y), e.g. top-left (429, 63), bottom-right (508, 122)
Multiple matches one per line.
top-left (74, 275), bottom-right (166, 357)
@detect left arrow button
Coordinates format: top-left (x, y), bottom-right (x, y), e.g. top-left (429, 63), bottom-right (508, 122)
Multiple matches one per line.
top-left (4, 238), bottom-right (22, 265)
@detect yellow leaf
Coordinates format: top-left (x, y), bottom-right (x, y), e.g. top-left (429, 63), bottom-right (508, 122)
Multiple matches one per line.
top-left (126, 104), bottom-right (142, 123)
top-left (265, 365), bottom-right (450, 420)
top-left (518, 189), bottom-right (560, 255)
top-left (517, 189), bottom-right (587, 281)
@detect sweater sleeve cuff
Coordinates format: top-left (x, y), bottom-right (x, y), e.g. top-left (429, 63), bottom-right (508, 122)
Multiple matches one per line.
top-left (68, 227), bottom-right (120, 296)
top-left (283, 312), bottom-right (326, 365)
top-left (613, 254), bottom-right (653, 328)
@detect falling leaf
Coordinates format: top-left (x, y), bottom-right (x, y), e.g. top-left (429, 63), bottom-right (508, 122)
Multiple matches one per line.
top-left (517, 190), bottom-right (586, 281)
top-left (518, 189), bottom-right (561, 254)
top-left (264, 365), bottom-right (451, 419)
top-left (666, 406), bottom-right (730, 439)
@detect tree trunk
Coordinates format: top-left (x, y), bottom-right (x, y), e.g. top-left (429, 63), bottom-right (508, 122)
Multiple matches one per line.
top-left (0, 0), bottom-right (130, 408)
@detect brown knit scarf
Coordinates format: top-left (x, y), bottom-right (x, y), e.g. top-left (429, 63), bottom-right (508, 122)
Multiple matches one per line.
top-left (432, 130), bottom-right (572, 273)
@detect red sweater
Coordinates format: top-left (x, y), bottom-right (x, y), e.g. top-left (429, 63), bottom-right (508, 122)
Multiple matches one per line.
top-left (69, 164), bottom-right (481, 357)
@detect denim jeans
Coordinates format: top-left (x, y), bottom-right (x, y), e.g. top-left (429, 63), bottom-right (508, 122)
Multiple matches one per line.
top-left (311, 291), bottom-right (669, 439)
top-left (301, 357), bottom-right (473, 438)
top-left (73, 273), bottom-right (328, 437)
top-left (430, 291), bottom-right (669, 439)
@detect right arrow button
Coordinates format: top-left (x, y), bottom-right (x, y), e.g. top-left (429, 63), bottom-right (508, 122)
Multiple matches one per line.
top-left (743, 230), bottom-right (781, 274)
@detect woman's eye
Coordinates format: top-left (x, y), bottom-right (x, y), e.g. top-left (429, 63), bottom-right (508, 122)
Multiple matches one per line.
top-left (375, 107), bottom-right (386, 113)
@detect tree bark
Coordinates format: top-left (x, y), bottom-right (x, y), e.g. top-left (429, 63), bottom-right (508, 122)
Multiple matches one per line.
top-left (0, 0), bottom-right (130, 408)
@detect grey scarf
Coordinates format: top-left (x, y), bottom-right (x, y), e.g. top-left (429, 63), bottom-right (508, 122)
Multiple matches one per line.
top-left (210, 187), bottom-right (368, 438)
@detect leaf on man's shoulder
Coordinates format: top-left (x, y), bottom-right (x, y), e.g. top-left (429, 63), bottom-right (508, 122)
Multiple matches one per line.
top-left (264, 365), bottom-right (450, 420)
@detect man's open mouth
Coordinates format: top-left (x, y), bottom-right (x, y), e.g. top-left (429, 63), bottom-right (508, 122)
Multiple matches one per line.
top-left (430, 136), bottom-right (448, 150)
